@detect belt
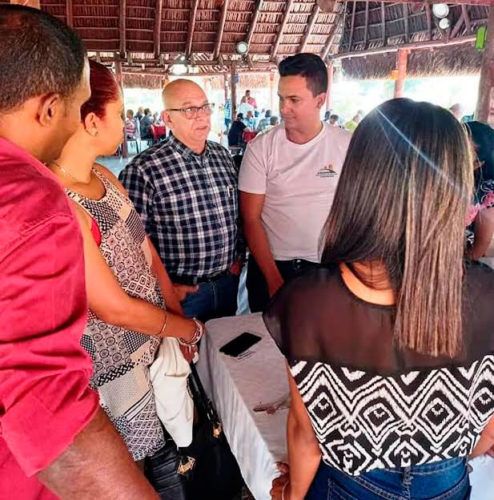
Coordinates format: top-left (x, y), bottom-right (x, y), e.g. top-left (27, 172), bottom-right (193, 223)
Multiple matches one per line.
top-left (169, 269), bottom-right (230, 286)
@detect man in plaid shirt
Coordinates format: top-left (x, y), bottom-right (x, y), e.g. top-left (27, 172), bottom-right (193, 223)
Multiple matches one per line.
top-left (119, 79), bottom-right (243, 322)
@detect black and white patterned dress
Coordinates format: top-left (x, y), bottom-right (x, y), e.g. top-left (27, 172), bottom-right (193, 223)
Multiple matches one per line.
top-left (264, 262), bottom-right (494, 477)
top-left (66, 168), bottom-right (164, 461)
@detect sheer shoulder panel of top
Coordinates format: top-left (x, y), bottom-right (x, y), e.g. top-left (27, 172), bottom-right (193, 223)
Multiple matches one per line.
top-left (263, 261), bottom-right (494, 375)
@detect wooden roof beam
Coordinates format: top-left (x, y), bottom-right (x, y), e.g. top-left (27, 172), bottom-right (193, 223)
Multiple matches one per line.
top-left (119, 0), bottom-right (126, 56)
top-left (66, 0), bottom-right (73, 27)
top-left (363, 1), bottom-right (369, 49)
top-left (154, 0), bottom-right (163, 58)
top-left (425, 2), bottom-right (432, 40)
top-left (246, 0), bottom-right (263, 46)
top-left (403, 4), bottom-right (409, 44)
top-left (213, 0), bottom-right (230, 60)
top-left (462, 5), bottom-right (471, 32)
top-left (186, 0), bottom-right (199, 57)
top-left (321, 2), bottom-right (344, 60)
top-left (299, 4), bottom-right (319, 53)
top-left (271, 0), bottom-right (295, 61)
top-left (348, 1), bottom-right (356, 53)
top-left (381, 2), bottom-right (385, 45)
top-left (342, 0), bottom-right (491, 4)
top-left (334, 34), bottom-right (476, 60)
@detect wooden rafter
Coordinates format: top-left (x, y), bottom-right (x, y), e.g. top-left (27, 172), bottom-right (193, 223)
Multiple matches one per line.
top-left (119, 0), bottom-right (126, 55)
top-left (451, 8), bottom-right (466, 39)
top-left (246, 0), bottom-right (263, 46)
top-left (271, 0), bottom-right (295, 61)
top-left (154, 0), bottom-right (163, 58)
top-left (462, 5), bottom-right (471, 32)
top-left (321, 4), bottom-right (344, 60)
top-left (425, 1), bottom-right (432, 40)
top-left (381, 2), bottom-right (385, 45)
top-left (363, 1), bottom-right (369, 49)
top-left (66, 0), bottom-right (73, 27)
top-left (186, 0), bottom-right (199, 57)
top-left (299, 4), bottom-right (319, 53)
top-left (403, 4), bottom-right (409, 44)
top-left (213, 0), bottom-right (230, 60)
top-left (348, 1), bottom-right (356, 52)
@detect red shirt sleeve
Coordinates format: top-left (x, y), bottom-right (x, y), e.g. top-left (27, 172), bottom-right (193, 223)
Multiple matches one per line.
top-left (0, 214), bottom-right (99, 476)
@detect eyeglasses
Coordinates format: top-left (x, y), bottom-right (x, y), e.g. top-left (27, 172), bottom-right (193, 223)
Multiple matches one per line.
top-left (166, 103), bottom-right (214, 120)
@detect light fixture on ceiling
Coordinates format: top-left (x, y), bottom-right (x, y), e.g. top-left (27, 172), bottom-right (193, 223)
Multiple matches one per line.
top-left (170, 63), bottom-right (188, 75)
top-left (432, 4), bottom-right (449, 19)
top-left (169, 55), bottom-right (189, 75)
top-left (438, 17), bottom-right (450, 30)
top-left (236, 41), bottom-right (249, 55)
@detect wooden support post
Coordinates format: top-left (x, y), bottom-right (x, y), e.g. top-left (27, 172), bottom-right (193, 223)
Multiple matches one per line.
top-left (223, 73), bottom-right (229, 103)
top-left (114, 61), bottom-right (128, 159)
top-left (476, 5), bottom-right (494, 124)
top-left (394, 48), bottom-right (408, 98)
top-left (326, 61), bottom-right (333, 112)
top-left (230, 64), bottom-right (237, 119)
top-left (269, 72), bottom-right (275, 111)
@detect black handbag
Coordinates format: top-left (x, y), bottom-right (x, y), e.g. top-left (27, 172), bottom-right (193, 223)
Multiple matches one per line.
top-left (184, 363), bottom-right (244, 500)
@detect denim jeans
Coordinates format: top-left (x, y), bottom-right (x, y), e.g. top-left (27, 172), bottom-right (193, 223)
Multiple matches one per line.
top-left (181, 272), bottom-right (239, 322)
top-left (306, 458), bottom-right (470, 500)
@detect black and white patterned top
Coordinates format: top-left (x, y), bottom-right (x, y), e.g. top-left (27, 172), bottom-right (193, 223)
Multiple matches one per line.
top-left (66, 169), bottom-right (164, 461)
top-left (119, 135), bottom-right (243, 280)
top-left (264, 262), bottom-right (494, 477)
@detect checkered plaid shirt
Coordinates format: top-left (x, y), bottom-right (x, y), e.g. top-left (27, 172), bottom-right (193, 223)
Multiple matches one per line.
top-left (119, 135), bottom-right (243, 279)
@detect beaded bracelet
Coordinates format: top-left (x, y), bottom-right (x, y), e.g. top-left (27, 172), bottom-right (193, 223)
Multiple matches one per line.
top-left (178, 318), bottom-right (204, 346)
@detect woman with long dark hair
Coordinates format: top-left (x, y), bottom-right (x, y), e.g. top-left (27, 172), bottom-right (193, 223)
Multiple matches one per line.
top-left (266, 99), bottom-right (494, 499)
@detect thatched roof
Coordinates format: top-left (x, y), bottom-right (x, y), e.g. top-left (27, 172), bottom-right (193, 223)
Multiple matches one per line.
top-left (338, 2), bottom-right (490, 79)
top-left (1, 0), bottom-right (490, 83)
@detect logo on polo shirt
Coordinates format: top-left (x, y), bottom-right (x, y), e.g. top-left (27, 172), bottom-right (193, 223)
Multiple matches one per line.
top-left (316, 164), bottom-right (337, 178)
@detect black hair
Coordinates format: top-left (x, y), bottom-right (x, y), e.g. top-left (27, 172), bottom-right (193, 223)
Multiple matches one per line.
top-left (278, 53), bottom-right (328, 97)
top-left (0, 5), bottom-right (86, 112)
top-left (144, 108), bottom-right (151, 115)
top-left (265, 109), bottom-right (272, 118)
top-left (237, 113), bottom-right (244, 120)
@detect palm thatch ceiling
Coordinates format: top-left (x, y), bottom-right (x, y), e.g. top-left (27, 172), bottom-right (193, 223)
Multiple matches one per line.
top-left (2, 0), bottom-right (490, 79)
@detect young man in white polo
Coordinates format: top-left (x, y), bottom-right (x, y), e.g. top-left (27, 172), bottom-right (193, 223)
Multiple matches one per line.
top-left (239, 53), bottom-right (351, 312)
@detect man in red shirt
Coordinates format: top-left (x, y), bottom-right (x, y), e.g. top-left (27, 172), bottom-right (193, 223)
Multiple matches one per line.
top-left (0, 6), bottom-right (157, 499)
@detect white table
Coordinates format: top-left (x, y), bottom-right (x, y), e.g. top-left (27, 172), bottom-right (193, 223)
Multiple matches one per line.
top-left (197, 313), bottom-right (494, 500)
top-left (197, 313), bottom-right (288, 500)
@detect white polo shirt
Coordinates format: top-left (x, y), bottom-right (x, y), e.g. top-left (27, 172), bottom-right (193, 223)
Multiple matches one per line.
top-left (239, 123), bottom-right (351, 262)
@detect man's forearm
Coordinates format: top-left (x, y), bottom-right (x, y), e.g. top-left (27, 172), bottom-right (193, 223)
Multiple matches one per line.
top-left (37, 408), bottom-right (158, 499)
top-left (244, 219), bottom-right (283, 292)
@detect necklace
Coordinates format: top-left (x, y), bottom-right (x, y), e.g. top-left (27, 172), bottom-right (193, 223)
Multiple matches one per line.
top-left (51, 161), bottom-right (88, 184)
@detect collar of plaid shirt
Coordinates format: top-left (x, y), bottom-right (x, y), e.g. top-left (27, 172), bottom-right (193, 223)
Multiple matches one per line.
top-left (167, 133), bottom-right (211, 161)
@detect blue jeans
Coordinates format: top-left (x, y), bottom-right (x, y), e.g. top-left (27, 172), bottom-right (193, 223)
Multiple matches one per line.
top-left (306, 458), bottom-right (470, 500)
top-left (181, 273), bottom-right (239, 322)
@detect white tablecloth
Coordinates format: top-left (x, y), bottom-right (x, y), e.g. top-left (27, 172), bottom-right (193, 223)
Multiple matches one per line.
top-left (197, 313), bottom-right (494, 500)
top-left (197, 313), bottom-right (288, 500)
